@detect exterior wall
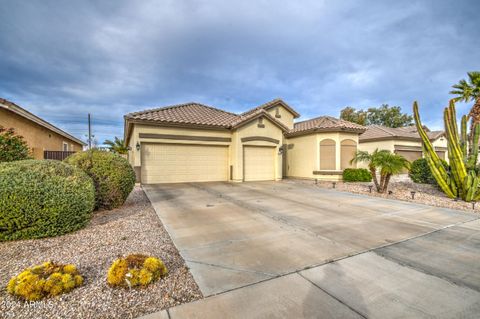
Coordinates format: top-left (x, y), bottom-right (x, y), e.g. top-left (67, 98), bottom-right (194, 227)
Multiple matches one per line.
top-left (266, 106), bottom-right (295, 129)
top-left (127, 124), bottom-right (232, 182)
top-left (286, 131), bottom-right (360, 181)
top-left (0, 108), bottom-right (83, 159)
top-left (128, 117), bottom-right (283, 183)
top-left (231, 116), bottom-right (284, 182)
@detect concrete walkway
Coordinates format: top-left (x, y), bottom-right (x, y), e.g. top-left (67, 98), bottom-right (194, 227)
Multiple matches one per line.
top-left (141, 181), bottom-right (480, 318)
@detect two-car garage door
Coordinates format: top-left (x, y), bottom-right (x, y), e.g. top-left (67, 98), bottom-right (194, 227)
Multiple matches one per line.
top-left (141, 144), bottom-right (229, 184)
top-left (141, 143), bottom-right (276, 184)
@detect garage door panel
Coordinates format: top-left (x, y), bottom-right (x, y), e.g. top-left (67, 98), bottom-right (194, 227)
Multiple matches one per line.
top-left (244, 146), bottom-right (275, 181)
top-left (142, 144), bottom-right (228, 184)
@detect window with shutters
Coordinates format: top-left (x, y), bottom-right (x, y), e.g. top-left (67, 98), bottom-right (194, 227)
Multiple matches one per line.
top-left (340, 139), bottom-right (357, 169)
top-left (319, 139), bottom-right (336, 170)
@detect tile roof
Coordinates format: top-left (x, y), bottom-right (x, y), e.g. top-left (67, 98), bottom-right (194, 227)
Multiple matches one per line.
top-left (230, 108), bottom-right (289, 131)
top-left (241, 98), bottom-right (300, 118)
top-left (359, 125), bottom-right (444, 142)
top-left (286, 116), bottom-right (366, 136)
top-left (125, 102), bottom-right (238, 128)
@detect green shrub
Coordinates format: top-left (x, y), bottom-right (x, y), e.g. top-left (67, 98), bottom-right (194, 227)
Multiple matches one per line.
top-left (409, 158), bottom-right (449, 185)
top-left (7, 261), bottom-right (84, 301)
top-left (342, 168), bottom-right (372, 182)
top-left (0, 160), bottom-right (95, 241)
top-left (65, 150), bottom-right (135, 210)
top-left (0, 126), bottom-right (31, 162)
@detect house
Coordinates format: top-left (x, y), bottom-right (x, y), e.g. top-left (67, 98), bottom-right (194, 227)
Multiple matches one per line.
top-left (124, 99), bottom-right (366, 183)
top-left (0, 98), bottom-right (86, 159)
top-left (359, 125), bottom-right (447, 163)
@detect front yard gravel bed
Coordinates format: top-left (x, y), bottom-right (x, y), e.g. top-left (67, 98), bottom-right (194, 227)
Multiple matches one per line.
top-left (0, 186), bottom-right (202, 319)
top-left (288, 179), bottom-right (479, 213)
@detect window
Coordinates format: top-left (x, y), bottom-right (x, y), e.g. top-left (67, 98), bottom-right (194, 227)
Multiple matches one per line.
top-left (319, 139), bottom-right (336, 170)
top-left (63, 142), bottom-right (69, 151)
top-left (341, 139), bottom-right (357, 169)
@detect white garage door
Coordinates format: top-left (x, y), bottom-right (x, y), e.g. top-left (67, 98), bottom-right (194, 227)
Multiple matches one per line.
top-left (141, 143), bottom-right (229, 184)
top-left (244, 146), bottom-right (275, 181)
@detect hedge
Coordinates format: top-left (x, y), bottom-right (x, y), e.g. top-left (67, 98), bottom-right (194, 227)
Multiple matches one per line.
top-left (342, 168), bottom-right (372, 182)
top-left (0, 160), bottom-right (95, 241)
top-left (409, 158), bottom-right (449, 185)
top-left (65, 150), bottom-right (136, 210)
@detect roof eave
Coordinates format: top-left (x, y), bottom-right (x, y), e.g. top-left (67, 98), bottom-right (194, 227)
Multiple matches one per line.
top-left (286, 127), bottom-right (366, 138)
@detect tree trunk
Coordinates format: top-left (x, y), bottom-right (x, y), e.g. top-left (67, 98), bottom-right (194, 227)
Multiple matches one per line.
top-left (369, 166), bottom-right (380, 192)
top-left (383, 174), bottom-right (392, 193)
top-left (469, 97), bottom-right (480, 139)
top-left (378, 173), bottom-right (386, 193)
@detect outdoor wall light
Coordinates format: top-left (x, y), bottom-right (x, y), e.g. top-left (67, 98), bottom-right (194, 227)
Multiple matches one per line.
top-left (136, 142), bottom-right (141, 151)
top-left (411, 191), bottom-right (416, 200)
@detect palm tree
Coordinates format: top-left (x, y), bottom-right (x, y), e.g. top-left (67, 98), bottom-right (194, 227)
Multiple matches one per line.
top-left (104, 137), bottom-right (128, 154)
top-left (351, 149), bottom-right (410, 193)
top-left (450, 72), bottom-right (480, 134)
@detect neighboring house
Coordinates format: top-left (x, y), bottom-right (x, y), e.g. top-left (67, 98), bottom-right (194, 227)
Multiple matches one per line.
top-left (0, 98), bottom-right (86, 159)
top-left (359, 125), bottom-right (447, 164)
top-left (124, 99), bottom-right (366, 183)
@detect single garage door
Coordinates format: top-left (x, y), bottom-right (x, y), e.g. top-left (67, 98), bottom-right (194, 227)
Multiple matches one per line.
top-left (395, 150), bottom-right (422, 173)
top-left (141, 143), bottom-right (229, 184)
top-left (244, 146), bottom-right (275, 181)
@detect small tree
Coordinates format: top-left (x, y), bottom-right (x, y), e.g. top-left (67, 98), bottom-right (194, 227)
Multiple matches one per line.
top-left (104, 137), bottom-right (128, 154)
top-left (340, 104), bottom-right (413, 127)
top-left (0, 126), bottom-right (31, 162)
top-left (351, 149), bottom-right (410, 193)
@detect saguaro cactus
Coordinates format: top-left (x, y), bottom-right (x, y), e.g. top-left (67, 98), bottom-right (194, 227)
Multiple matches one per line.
top-left (413, 99), bottom-right (480, 201)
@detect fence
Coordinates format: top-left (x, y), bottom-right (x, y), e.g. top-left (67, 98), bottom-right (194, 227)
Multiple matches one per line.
top-left (44, 150), bottom-right (76, 161)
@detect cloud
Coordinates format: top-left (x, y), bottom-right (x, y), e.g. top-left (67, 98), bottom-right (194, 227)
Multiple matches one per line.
top-left (0, 0), bottom-right (479, 143)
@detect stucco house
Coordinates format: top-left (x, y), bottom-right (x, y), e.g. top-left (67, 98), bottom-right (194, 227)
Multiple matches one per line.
top-left (359, 125), bottom-right (447, 163)
top-left (124, 99), bottom-right (366, 183)
top-left (0, 98), bottom-right (86, 159)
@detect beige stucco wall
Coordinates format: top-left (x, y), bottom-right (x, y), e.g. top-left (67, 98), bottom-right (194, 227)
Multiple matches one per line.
top-left (266, 106), bottom-right (294, 129)
top-left (285, 131), bottom-right (360, 181)
top-left (358, 136), bottom-right (449, 169)
top-left (231, 116), bottom-right (284, 182)
top-left (127, 116), bottom-right (284, 183)
top-left (0, 108), bottom-right (83, 159)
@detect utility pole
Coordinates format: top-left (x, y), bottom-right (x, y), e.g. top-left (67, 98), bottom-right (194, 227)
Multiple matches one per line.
top-left (88, 113), bottom-right (92, 149)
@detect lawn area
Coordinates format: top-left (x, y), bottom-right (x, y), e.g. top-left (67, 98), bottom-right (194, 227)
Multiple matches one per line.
top-left (0, 186), bottom-right (202, 319)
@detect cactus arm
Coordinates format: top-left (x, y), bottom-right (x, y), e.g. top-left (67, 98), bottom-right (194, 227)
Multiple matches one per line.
top-left (449, 100), bottom-right (461, 147)
top-left (424, 152), bottom-right (456, 198)
top-left (413, 102), bottom-right (448, 177)
top-left (461, 115), bottom-right (468, 157)
top-left (467, 123), bottom-right (480, 168)
top-left (444, 104), bottom-right (467, 184)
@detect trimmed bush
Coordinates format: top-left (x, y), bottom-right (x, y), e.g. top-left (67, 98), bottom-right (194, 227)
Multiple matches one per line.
top-left (409, 158), bottom-right (449, 185)
top-left (0, 160), bottom-right (95, 241)
top-left (65, 150), bottom-right (136, 210)
top-left (7, 261), bottom-right (84, 301)
top-left (107, 254), bottom-right (168, 288)
top-left (342, 168), bottom-right (372, 182)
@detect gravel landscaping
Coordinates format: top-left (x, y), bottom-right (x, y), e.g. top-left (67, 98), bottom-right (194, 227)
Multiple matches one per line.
top-left (287, 177), bottom-right (480, 213)
top-left (0, 186), bottom-right (202, 319)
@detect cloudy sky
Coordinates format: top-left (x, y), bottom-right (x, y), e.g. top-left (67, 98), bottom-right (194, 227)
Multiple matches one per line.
top-left (1, 0), bottom-right (479, 144)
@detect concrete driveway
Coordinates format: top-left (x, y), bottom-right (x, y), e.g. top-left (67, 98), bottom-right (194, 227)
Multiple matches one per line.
top-left (143, 181), bottom-right (480, 319)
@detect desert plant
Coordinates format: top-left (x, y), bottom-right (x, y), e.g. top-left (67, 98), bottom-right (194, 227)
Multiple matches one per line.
top-left (414, 100), bottom-right (480, 201)
top-left (0, 160), bottom-right (95, 241)
top-left (7, 261), bottom-right (84, 301)
top-left (450, 72), bottom-right (480, 135)
top-left (107, 254), bottom-right (167, 288)
top-left (351, 149), bottom-right (409, 193)
top-left (65, 149), bottom-right (135, 209)
top-left (409, 158), bottom-right (449, 185)
top-left (104, 137), bottom-right (128, 155)
top-left (0, 126), bottom-right (31, 162)
top-left (342, 168), bottom-right (372, 182)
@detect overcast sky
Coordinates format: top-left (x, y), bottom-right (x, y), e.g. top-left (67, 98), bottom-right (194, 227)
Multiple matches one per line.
top-left (1, 0), bottom-right (479, 144)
